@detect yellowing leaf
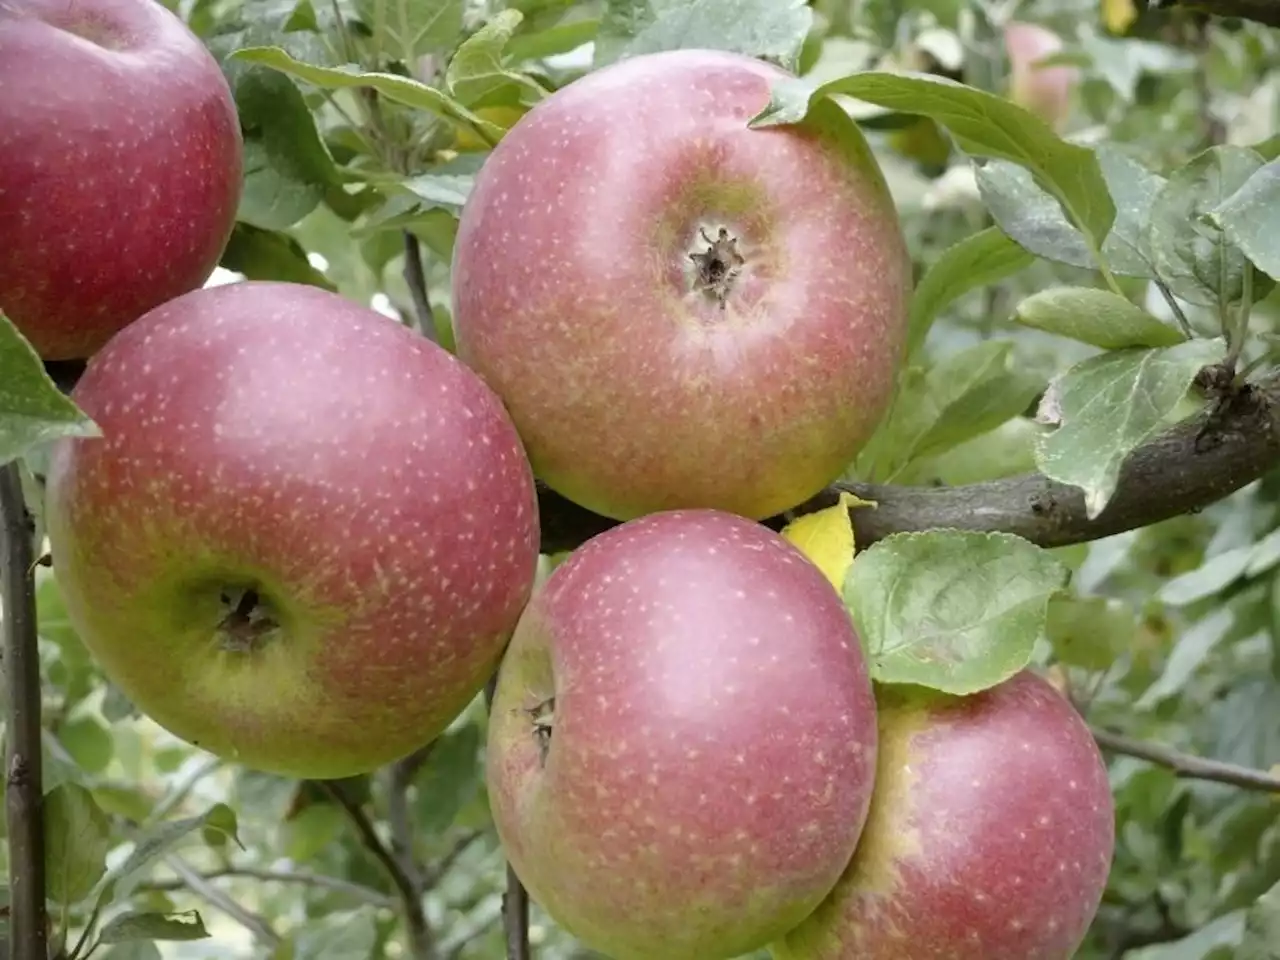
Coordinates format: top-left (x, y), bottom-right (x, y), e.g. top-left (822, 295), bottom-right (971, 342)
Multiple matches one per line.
top-left (1102, 0), bottom-right (1137, 34)
top-left (781, 492), bottom-right (872, 593)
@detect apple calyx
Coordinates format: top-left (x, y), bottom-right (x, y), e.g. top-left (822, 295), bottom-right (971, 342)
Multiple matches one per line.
top-left (216, 586), bottom-right (281, 653)
top-left (526, 696), bottom-right (556, 764)
top-left (688, 226), bottom-right (746, 307)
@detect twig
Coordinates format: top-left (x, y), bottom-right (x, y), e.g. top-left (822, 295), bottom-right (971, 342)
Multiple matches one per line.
top-left (402, 232), bottom-right (439, 342)
top-left (424, 829), bottom-right (486, 887)
top-left (502, 865), bottom-right (531, 960)
top-left (2, 461), bottom-right (49, 960)
top-left (386, 741), bottom-right (436, 906)
top-left (483, 676), bottom-right (531, 960)
top-left (317, 779), bottom-right (436, 960)
top-left (137, 865), bottom-right (394, 908)
top-left (1092, 728), bottom-right (1280, 792)
top-left (537, 370), bottom-right (1280, 555)
top-left (162, 854), bottom-right (280, 946)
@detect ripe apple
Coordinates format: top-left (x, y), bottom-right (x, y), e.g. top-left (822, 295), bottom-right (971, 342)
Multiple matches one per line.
top-left (43, 280), bottom-right (541, 779)
top-left (486, 509), bottom-right (880, 960)
top-left (772, 670), bottom-right (1115, 960)
top-left (451, 48), bottom-right (911, 522)
top-left (0, 0), bottom-right (243, 360)
top-left (1004, 21), bottom-right (1079, 132)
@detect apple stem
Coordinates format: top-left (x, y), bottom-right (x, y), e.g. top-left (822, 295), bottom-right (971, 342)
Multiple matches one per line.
top-left (1, 461), bottom-right (51, 960)
top-left (688, 226), bottom-right (746, 309)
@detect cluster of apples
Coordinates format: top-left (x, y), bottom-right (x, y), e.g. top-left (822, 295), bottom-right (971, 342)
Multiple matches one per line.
top-left (1, 2), bottom-right (1115, 958)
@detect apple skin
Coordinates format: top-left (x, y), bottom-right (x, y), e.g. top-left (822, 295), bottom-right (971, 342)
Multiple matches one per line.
top-left (43, 280), bottom-right (541, 779)
top-left (0, 0), bottom-right (243, 360)
top-left (486, 509), bottom-right (880, 960)
top-left (451, 48), bottom-right (911, 522)
top-left (1004, 21), bottom-right (1079, 132)
top-left (772, 670), bottom-right (1115, 960)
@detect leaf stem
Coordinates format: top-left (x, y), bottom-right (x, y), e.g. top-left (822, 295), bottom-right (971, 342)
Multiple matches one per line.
top-left (1, 460), bottom-right (50, 960)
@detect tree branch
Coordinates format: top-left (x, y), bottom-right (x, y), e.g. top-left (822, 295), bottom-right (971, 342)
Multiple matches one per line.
top-left (137, 865), bottom-right (395, 908)
top-left (2, 461), bottom-right (49, 960)
top-left (162, 854), bottom-right (280, 947)
top-left (424, 829), bottom-right (485, 888)
top-left (1092, 728), bottom-right (1280, 792)
top-left (1158, 0), bottom-right (1280, 28)
top-left (317, 779), bottom-right (436, 960)
top-left (484, 676), bottom-right (530, 960)
top-left (538, 372), bottom-right (1280, 555)
top-left (386, 742), bottom-right (434, 901)
top-left (403, 232), bottom-right (438, 343)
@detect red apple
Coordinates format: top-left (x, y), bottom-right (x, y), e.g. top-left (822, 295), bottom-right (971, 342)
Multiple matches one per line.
top-left (43, 280), bottom-right (540, 779)
top-left (486, 509), bottom-right (879, 960)
top-left (773, 670), bottom-right (1115, 960)
top-left (1004, 21), bottom-right (1079, 132)
top-left (451, 48), bottom-right (911, 522)
top-left (0, 0), bottom-right (242, 360)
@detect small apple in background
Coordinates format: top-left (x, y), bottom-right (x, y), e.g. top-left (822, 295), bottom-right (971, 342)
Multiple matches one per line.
top-left (1004, 21), bottom-right (1080, 132)
top-left (451, 48), bottom-right (911, 523)
top-left (486, 509), bottom-right (880, 960)
top-left (0, 0), bottom-right (243, 360)
top-left (772, 669), bottom-right (1115, 960)
top-left (43, 281), bottom-right (541, 779)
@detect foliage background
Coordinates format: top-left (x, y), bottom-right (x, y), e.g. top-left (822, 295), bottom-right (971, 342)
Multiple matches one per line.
top-left (3, 0), bottom-right (1280, 958)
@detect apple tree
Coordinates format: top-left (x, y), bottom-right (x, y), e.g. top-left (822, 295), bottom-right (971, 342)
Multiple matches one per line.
top-left (2, 0), bottom-right (1280, 959)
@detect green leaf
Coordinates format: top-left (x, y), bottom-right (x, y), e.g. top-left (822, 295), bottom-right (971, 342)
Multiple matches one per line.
top-left (1209, 156), bottom-right (1280, 282)
top-left (1136, 607), bottom-right (1234, 710)
top-left (58, 716), bottom-right (115, 775)
top-left (232, 65), bottom-right (339, 231)
top-left (861, 341), bottom-right (1046, 478)
top-left (43, 783), bottom-right (112, 904)
top-left (594, 0), bottom-right (812, 73)
top-left (844, 530), bottom-right (1070, 695)
top-left (0, 312), bottom-right (100, 466)
top-left (415, 721), bottom-right (482, 834)
top-left (1149, 145), bottom-right (1275, 307)
top-left (507, 17), bottom-right (599, 62)
top-left (446, 9), bottom-right (547, 106)
top-left (292, 909), bottom-right (379, 959)
top-left (98, 910), bottom-right (210, 943)
top-left (753, 70), bottom-right (1115, 256)
top-left (356, 0), bottom-right (464, 63)
top-left (1013, 287), bottom-right (1186, 349)
top-left (1033, 338), bottom-right (1224, 518)
top-left (230, 47), bottom-right (504, 142)
top-left (905, 227), bottom-right (1035, 358)
top-left (1239, 879), bottom-right (1280, 959)
top-left (103, 804), bottom-right (241, 904)
top-left (1045, 594), bottom-right (1136, 671)
top-left (220, 223), bottom-right (336, 289)
top-left (101, 945), bottom-right (163, 960)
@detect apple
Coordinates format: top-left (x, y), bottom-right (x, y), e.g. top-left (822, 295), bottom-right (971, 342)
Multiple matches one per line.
top-left (43, 280), bottom-right (541, 779)
top-left (451, 48), bottom-right (911, 523)
top-left (772, 670), bottom-right (1115, 960)
top-left (0, 0), bottom-right (243, 360)
top-left (486, 508), bottom-right (880, 960)
top-left (1004, 21), bottom-right (1079, 132)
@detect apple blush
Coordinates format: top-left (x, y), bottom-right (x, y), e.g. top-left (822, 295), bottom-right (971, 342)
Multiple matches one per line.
top-left (451, 47), bottom-right (912, 522)
top-left (486, 509), bottom-right (880, 960)
top-left (43, 281), bottom-right (541, 779)
top-left (0, 0), bottom-right (243, 360)
top-left (772, 670), bottom-right (1116, 960)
